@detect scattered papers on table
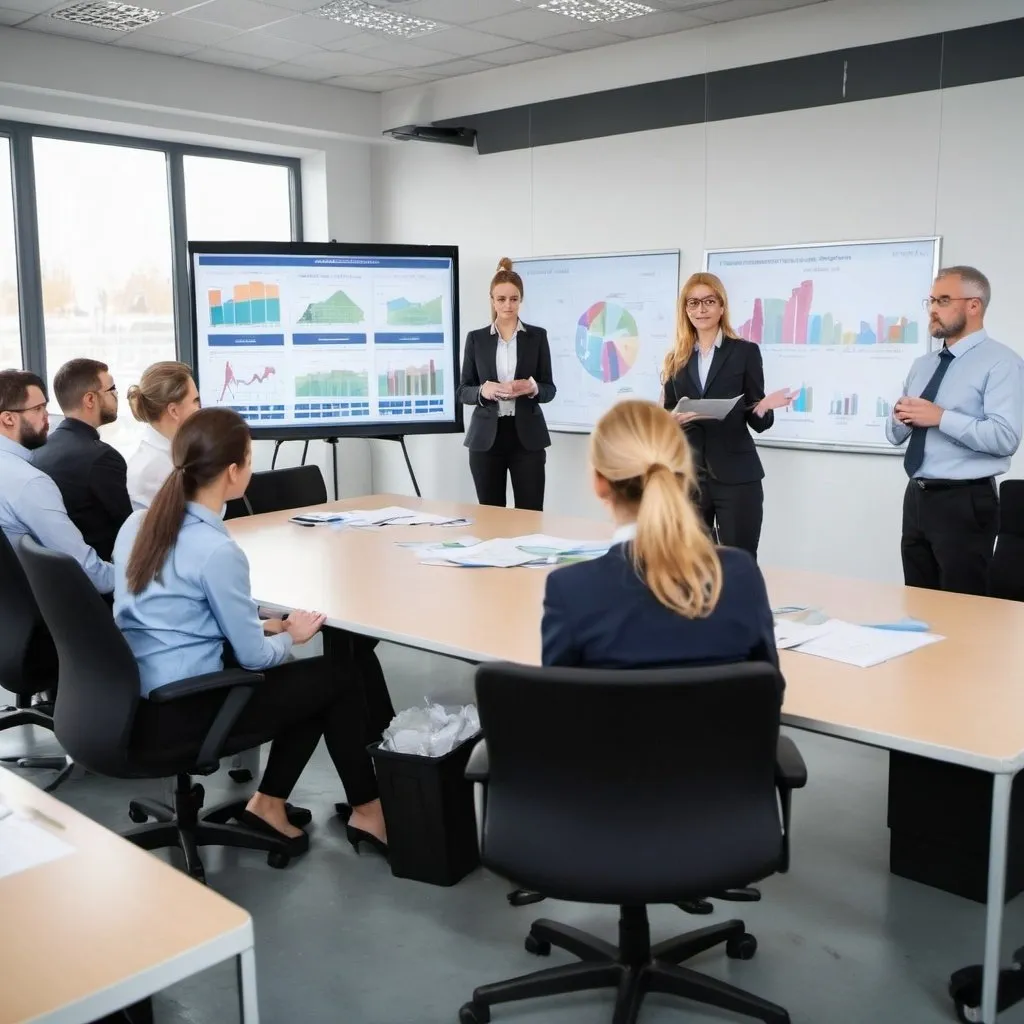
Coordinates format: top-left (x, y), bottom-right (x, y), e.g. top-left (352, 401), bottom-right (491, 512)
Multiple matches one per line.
top-left (776, 617), bottom-right (944, 668)
top-left (420, 534), bottom-right (612, 568)
top-left (0, 803), bottom-right (74, 880)
top-left (290, 505), bottom-right (472, 529)
top-left (397, 537), bottom-right (482, 557)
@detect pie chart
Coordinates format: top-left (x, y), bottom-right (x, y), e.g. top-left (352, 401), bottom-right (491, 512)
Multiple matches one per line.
top-left (575, 301), bottom-right (640, 383)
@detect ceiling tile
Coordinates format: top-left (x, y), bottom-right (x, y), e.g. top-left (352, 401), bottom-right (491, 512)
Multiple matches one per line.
top-left (324, 72), bottom-right (422, 91)
top-left (143, 0), bottom-right (219, 14)
top-left (482, 40), bottom-right (563, 64)
top-left (293, 47), bottom-right (396, 73)
top-left (177, 0), bottom-right (289, 30)
top-left (128, 14), bottom-right (240, 43)
top-left (470, 6), bottom-right (578, 43)
top-left (609, 9), bottom-right (708, 35)
top-left (399, 0), bottom-right (526, 24)
top-left (542, 26), bottom-right (626, 49)
top-left (355, 39), bottom-right (461, 67)
top-left (260, 59), bottom-right (335, 79)
top-left (411, 56), bottom-right (494, 77)
top-left (262, 11), bottom-right (362, 43)
top-left (258, 0), bottom-right (325, 10)
top-left (20, 14), bottom-right (124, 40)
top-left (694, 0), bottom-right (821, 21)
top-left (320, 28), bottom-right (398, 52)
top-left (0, 0), bottom-right (64, 15)
top-left (188, 44), bottom-right (277, 65)
top-left (217, 25), bottom-right (314, 58)
top-left (0, 7), bottom-right (33, 23)
top-left (421, 25), bottom-right (522, 57)
top-left (115, 31), bottom-right (197, 52)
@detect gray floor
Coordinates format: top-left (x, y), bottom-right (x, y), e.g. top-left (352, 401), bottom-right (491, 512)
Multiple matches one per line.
top-left (4, 643), bottom-right (1024, 1024)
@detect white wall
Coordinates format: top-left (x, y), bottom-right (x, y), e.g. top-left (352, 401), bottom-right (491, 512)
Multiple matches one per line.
top-left (373, 0), bottom-right (1024, 582)
top-left (0, 25), bottom-right (381, 494)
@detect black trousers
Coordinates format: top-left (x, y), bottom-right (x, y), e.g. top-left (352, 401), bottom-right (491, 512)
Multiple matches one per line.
top-left (130, 631), bottom-right (395, 806)
top-left (901, 479), bottom-right (998, 595)
top-left (698, 478), bottom-right (764, 558)
top-left (468, 417), bottom-right (546, 511)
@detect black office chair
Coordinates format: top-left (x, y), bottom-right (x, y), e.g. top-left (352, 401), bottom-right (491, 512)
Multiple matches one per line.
top-left (0, 531), bottom-right (72, 789)
top-left (988, 479), bottom-right (1024, 601)
top-left (17, 537), bottom-right (297, 883)
top-left (460, 661), bottom-right (797, 1024)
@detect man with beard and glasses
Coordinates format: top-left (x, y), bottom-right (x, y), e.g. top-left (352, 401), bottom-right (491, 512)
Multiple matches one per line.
top-left (886, 265), bottom-right (1024, 595)
top-left (32, 358), bottom-right (132, 561)
top-left (0, 369), bottom-right (113, 594)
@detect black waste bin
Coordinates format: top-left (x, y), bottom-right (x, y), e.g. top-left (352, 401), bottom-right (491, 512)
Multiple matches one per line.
top-left (369, 734), bottom-right (482, 887)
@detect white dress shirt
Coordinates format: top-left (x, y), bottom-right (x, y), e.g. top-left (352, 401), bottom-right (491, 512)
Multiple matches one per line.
top-left (126, 424), bottom-right (173, 510)
top-left (697, 331), bottom-right (723, 391)
top-left (490, 321), bottom-right (538, 417)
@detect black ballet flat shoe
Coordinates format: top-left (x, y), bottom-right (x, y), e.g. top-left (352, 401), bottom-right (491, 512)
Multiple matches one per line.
top-left (234, 809), bottom-right (310, 856)
top-left (334, 802), bottom-right (352, 821)
top-left (286, 804), bottom-right (312, 828)
top-left (346, 824), bottom-right (388, 858)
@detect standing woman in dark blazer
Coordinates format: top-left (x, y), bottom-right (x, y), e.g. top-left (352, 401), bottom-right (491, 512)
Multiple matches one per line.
top-left (661, 272), bottom-right (792, 558)
top-left (457, 258), bottom-right (556, 511)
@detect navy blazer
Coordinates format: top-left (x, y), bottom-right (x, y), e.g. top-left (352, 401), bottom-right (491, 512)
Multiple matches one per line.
top-left (456, 323), bottom-right (556, 452)
top-left (541, 543), bottom-right (782, 699)
top-left (662, 336), bottom-right (772, 485)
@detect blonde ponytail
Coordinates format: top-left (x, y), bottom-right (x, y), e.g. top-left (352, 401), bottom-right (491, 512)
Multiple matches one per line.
top-left (591, 400), bottom-right (722, 618)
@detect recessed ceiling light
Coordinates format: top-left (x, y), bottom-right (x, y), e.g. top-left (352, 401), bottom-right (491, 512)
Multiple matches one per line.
top-left (314, 0), bottom-right (438, 38)
top-left (536, 0), bottom-right (657, 23)
top-left (50, 0), bottom-right (164, 30)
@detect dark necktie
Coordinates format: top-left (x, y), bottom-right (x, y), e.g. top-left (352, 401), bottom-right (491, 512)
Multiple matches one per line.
top-left (903, 347), bottom-right (954, 479)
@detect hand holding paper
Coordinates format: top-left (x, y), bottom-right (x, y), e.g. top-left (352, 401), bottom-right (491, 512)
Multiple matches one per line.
top-left (672, 395), bottom-right (741, 421)
top-left (754, 388), bottom-right (797, 417)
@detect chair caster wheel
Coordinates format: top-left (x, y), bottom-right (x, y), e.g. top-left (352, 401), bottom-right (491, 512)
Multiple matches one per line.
top-left (128, 805), bottom-right (148, 823)
top-left (507, 888), bottom-right (546, 907)
top-left (726, 933), bottom-right (757, 960)
top-left (267, 851), bottom-right (290, 869)
top-left (525, 933), bottom-right (551, 956)
top-left (458, 1001), bottom-right (490, 1024)
top-left (677, 899), bottom-right (714, 915)
top-left (190, 783), bottom-right (205, 807)
top-left (228, 769), bottom-right (253, 783)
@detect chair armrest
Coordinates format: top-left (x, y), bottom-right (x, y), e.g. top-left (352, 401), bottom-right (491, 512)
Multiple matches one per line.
top-left (148, 668), bottom-right (265, 703)
top-left (775, 734), bottom-right (807, 790)
top-left (466, 738), bottom-right (489, 782)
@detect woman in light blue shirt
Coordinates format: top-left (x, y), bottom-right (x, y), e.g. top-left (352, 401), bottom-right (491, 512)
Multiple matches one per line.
top-left (114, 407), bottom-right (388, 857)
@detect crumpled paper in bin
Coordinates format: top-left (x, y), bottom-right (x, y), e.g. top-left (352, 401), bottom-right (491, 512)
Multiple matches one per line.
top-left (381, 701), bottom-right (481, 757)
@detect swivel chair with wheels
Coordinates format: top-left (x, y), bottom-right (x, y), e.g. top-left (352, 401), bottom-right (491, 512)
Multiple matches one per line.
top-left (17, 537), bottom-right (296, 883)
top-left (461, 661), bottom-right (798, 1024)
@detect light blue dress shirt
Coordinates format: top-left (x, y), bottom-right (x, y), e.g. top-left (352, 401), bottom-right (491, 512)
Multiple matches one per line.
top-left (113, 502), bottom-right (293, 697)
top-left (886, 330), bottom-right (1024, 480)
top-left (0, 434), bottom-right (114, 593)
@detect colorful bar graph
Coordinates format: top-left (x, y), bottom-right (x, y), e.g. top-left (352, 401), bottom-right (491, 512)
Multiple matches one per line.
top-left (829, 393), bottom-right (859, 417)
top-left (738, 280), bottom-right (918, 346)
top-left (209, 282), bottom-right (281, 327)
top-left (791, 384), bottom-right (813, 413)
top-left (377, 359), bottom-right (442, 397)
top-left (876, 397), bottom-right (892, 418)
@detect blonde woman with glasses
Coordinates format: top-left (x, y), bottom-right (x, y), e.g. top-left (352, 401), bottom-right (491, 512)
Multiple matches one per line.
top-left (541, 399), bottom-right (780, 689)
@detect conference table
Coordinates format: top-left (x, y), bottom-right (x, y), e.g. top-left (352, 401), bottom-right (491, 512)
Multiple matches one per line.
top-left (0, 765), bottom-right (259, 1024)
top-left (229, 493), bottom-right (1024, 1024)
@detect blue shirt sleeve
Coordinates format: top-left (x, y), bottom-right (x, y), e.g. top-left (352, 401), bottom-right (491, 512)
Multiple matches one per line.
top-left (16, 474), bottom-right (114, 594)
top-left (201, 541), bottom-right (293, 670)
top-left (541, 570), bottom-right (582, 667)
top-left (939, 353), bottom-right (1024, 458)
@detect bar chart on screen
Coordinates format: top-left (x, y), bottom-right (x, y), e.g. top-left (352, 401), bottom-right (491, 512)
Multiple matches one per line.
top-left (209, 282), bottom-right (281, 327)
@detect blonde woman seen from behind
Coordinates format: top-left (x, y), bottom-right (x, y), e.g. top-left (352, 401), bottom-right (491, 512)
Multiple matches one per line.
top-left (541, 400), bottom-right (781, 696)
top-left (125, 361), bottom-right (201, 510)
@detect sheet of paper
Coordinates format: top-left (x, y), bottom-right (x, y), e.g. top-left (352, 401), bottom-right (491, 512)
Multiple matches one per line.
top-left (397, 536), bottom-right (482, 552)
top-left (786, 619), bottom-right (944, 668)
top-left (773, 619), bottom-right (837, 650)
top-left (440, 539), bottom-right (544, 568)
top-left (0, 811), bottom-right (74, 881)
top-left (291, 506), bottom-right (473, 529)
top-left (673, 395), bottom-right (742, 420)
top-left (510, 534), bottom-right (612, 556)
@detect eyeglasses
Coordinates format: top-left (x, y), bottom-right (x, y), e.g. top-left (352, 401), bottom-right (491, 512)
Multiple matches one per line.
top-left (685, 296), bottom-right (721, 310)
top-left (923, 295), bottom-right (977, 309)
top-left (1, 401), bottom-right (48, 415)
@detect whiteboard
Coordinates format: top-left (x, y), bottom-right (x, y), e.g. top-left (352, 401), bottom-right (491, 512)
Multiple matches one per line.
top-left (706, 237), bottom-right (941, 454)
top-left (514, 250), bottom-right (680, 433)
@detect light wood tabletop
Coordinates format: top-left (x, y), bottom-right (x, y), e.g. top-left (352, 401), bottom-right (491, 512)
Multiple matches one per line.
top-left (0, 766), bottom-right (255, 1024)
top-left (228, 494), bottom-right (1024, 773)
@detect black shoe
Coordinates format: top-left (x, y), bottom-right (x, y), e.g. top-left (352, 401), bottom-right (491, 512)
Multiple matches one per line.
top-left (234, 809), bottom-right (310, 856)
top-left (346, 824), bottom-right (388, 858)
top-left (334, 802), bottom-right (353, 821)
top-left (286, 804), bottom-right (312, 828)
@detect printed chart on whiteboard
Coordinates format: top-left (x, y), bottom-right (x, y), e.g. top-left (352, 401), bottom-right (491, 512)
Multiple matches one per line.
top-left (706, 238), bottom-right (940, 453)
top-left (514, 250), bottom-right (680, 432)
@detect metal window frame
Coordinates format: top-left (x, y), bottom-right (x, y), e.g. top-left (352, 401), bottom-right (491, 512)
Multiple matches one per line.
top-left (0, 119), bottom-right (303, 382)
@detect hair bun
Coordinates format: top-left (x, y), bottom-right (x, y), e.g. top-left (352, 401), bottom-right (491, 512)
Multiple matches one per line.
top-left (496, 257), bottom-right (513, 273)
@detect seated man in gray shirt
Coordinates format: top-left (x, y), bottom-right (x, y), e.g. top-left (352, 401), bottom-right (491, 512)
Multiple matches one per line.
top-left (0, 369), bottom-right (113, 594)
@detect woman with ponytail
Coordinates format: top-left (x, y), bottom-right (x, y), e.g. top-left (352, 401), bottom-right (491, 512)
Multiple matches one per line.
top-left (457, 257), bottom-right (556, 510)
top-left (541, 399), bottom-right (779, 688)
top-left (113, 407), bottom-right (389, 858)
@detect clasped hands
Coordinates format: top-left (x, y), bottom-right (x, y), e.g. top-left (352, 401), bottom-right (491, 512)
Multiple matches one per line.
top-left (481, 379), bottom-right (536, 402)
top-left (893, 396), bottom-right (943, 428)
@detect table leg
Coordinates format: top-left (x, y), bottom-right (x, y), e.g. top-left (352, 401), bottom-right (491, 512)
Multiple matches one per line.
top-left (237, 947), bottom-right (260, 1024)
top-left (982, 772), bottom-right (1013, 1022)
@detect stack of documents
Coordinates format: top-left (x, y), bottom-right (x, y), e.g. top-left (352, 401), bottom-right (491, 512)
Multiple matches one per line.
top-left (290, 505), bottom-right (472, 529)
top-left (0, 800), bottom-right (74, 881)
top-left (775, 618), bottom-right (944, 668)
top-left (673, 395), bottom-right (741, 420)
top-left (416, 534), bottom-right (612, 568)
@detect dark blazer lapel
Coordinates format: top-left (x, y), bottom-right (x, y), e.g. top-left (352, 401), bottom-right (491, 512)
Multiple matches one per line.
top-left (513, 326), bottom-right (533, 379)
top-left (482, 329), bottom-right (500, 382)
top-left (686, 351), bottom-right (701, 395)
top-left (702, 341), bottom-right (733, 395)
